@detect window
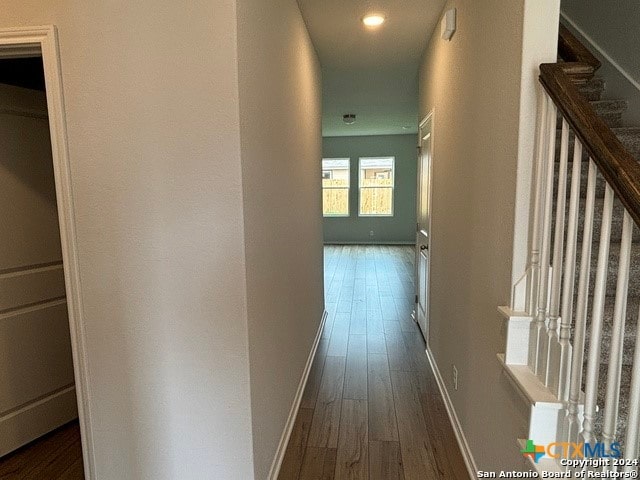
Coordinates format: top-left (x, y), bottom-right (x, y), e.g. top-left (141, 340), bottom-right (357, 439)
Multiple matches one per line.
top-left (359, 157), bottom-right (394, 216)
top-left (322, 158), bottom-right (350, 216)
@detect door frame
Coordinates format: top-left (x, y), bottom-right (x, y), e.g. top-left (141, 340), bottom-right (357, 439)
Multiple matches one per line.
top-left (0, 26), bottom-right (94, 479)
top-left (416, 110), bottom-right (434, 343)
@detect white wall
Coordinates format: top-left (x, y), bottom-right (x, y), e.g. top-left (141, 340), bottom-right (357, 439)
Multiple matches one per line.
top-left (512, 0), bottom-right (562, 310)
top-left (418, 0), bottom-right (559, 470)
top-left (235, 0), bottom-right (324, 477)
top-left (1, 2), bottom-right (254, 478)
top-left (1, 0), bottom-right (323, 477)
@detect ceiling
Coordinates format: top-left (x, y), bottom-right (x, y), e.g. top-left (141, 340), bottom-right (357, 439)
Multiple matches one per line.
top-left (298, 0), bottom-right (446, 137)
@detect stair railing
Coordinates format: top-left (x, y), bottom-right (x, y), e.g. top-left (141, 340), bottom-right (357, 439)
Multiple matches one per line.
top-left (526, 25), bottom-right (640, 467)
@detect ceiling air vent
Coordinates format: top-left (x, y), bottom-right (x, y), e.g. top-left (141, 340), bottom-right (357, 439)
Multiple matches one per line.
top-left (343, 114), bottom-right (356, 124)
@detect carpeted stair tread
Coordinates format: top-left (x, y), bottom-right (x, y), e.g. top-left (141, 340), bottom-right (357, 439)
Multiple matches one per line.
top-left (598, 322), bottom-right (637, 367)
top-left (557, 99), bottom-right (627, 128)
top-left (573, 242), bottom-right (640, 298)
top-left (588, 100), bottom-right (628, 128)
top-left (553, 197), bottom-right (640, 243)
top-left (554, 159), bottom-right (640, 202)
top-left (582, 293), bottom-right (639, 363)
top-left (554, 127), bottom-right (640, 163)
top-left (577, 77), bottom-right (605, 101)
top-left (575, 295), bottom-right (639, 365)
top-left (614, 127), bottom-right (640, 156)
top-left (587, 363), bottom-right (633, 446)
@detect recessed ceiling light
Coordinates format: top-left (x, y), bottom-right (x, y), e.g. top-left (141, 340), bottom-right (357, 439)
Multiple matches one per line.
top-left (362, 14), bottom-right (385, 27)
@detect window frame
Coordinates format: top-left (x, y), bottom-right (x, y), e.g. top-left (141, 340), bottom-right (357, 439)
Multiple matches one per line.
top-left (322, 157), bottom-right (351, 217)
top-left (358, 156), bottom-right (395, 217)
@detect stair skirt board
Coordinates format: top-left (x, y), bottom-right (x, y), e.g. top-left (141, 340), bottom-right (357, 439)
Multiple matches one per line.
top-left (0, 385), bottom-right (78, 457)
top-left (497, 354), bottom-right (569, 449)
top-left (268, 310), bottom-right (328, 480)
top-left (426, 346), bottom-right (479, 480)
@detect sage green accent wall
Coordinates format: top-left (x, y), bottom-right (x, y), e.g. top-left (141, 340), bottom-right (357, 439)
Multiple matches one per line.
top-left (323, 134), bottom-right (417, 244)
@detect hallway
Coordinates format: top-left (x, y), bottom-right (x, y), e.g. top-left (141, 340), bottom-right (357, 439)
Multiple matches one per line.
top-left (279, 245), bottom-right (469, 480)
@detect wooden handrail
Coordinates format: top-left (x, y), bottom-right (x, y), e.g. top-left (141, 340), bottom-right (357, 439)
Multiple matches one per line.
top-left (539, 63), bottom-right (640, 227)
top-left (558, 24), bottom-right (601, 72)
top-left (556, 24), bottom-right (601, 85)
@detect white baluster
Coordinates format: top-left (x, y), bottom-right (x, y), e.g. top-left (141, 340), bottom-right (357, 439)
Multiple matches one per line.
top-left (527, 92), bottom-right (549, 315)
top-left (582, 184), bottom-right (614, 444)
top-left (547, 119), bottom-right (570, 390)
top-left (534, 98), bottom-right (558, 380)
top-left (556, 138), bottom-right (583, 400)
top-left (529, 94), bottom-right (553, 372)
top-left (565, 159), bottom-right (597, 442)
top-left (602, 211), bottom-right (633, 453)
top-left (624, 304), bottom-right (640, 471)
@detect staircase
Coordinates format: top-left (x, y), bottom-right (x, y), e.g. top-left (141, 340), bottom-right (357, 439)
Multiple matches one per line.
top-left (566, 74), bottom-right (640, 447)
top-left (499, 23), bottom-right (640, 472)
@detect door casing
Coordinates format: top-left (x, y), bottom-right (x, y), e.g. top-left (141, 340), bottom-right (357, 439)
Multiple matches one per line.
top-left (0, 26), bottom-right (94, 479)
top-left (415, 110), bottom-right (434, 343)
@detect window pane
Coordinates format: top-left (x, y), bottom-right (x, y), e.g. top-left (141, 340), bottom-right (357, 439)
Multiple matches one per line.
top-left (323, 188), bottom-right (349, 216)
top-left (322, 171), bottom-right (349, 188)
top-left (359, 157), bottom-right (394, 185)
top-left (323, 158), bottom-right (350, 170)
top-left (359, 157), bottom-right (394, 216)
top-left (322, 158), bottom-right (350, 187)
top-left (322, 158), bottom-right (350, 216)
top-left (359, 187), bottom-right (393, 216)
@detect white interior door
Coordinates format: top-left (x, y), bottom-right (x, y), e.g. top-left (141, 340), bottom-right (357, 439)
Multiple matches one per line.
top-left (416, 114), bottom-right (433, 341)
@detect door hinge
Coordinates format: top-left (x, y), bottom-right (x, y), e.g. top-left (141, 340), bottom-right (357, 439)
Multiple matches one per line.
top-left (415, 294), bottom-right (419, 304)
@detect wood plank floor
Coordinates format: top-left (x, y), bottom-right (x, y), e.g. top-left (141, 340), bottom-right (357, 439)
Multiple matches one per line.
top-left (279, 245), bottom-right (470, 480)
top-left (0, 421), bottom-right (84, 479)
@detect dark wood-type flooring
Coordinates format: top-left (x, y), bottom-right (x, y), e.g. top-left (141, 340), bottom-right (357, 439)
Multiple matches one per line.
top-left (279, 245), bottom-right (469, 480)
top-left (0, 421), bottom-right (83, 479)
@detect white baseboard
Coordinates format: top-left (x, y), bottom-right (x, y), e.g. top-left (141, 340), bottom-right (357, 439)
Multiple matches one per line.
top-left (268, 310), bottom-right (328, 479)
top-left (425, 346), bottom-right (479, 479)
top-left (0, 385), bottom-right (78, 457)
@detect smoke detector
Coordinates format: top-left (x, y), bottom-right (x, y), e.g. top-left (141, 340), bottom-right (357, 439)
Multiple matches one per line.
top-left (343, 114), bottom-right (356, 125)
